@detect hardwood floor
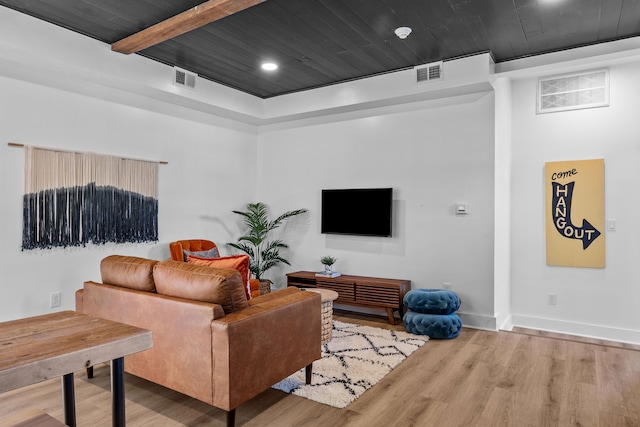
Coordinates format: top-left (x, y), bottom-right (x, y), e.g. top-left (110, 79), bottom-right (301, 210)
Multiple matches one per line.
top-left (1, 310), bottom-right (638, 426)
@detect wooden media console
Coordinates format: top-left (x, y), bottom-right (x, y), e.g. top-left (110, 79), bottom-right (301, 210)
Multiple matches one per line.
top-left (286, 271), bottom-right (411, 325)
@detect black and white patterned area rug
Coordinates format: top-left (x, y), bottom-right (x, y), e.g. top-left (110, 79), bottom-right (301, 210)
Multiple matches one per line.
top-left (272, 320), bottom-right (429, 408)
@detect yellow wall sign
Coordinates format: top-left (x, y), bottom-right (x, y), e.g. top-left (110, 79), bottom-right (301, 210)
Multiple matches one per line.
top-left (545, 159), bottom-right (605, 268)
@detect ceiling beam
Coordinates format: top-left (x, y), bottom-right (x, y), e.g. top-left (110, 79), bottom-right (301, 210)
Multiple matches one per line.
top-left (111, 0), bottom-right (266, 54)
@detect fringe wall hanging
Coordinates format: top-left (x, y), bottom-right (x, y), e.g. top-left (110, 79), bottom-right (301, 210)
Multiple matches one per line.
top-left (21, 146), bottom-right (159, 250)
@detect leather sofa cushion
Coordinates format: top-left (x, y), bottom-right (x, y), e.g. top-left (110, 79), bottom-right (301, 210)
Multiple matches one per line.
top-left (187, 254), bottom-right (251, 300)
top-left (153, 260), bottom-right (249, 313)
top-left (100, 255), bottom-right (158, 292)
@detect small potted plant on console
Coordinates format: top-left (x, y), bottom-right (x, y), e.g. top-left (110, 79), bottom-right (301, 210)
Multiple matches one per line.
top-left (319, 255), bottom-right (339, 277)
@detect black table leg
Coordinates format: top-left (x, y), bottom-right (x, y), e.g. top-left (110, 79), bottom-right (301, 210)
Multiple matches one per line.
top-left (62, 372), bottom-right (76, 427)
top-left (111, 357), bottom-right (125, 427)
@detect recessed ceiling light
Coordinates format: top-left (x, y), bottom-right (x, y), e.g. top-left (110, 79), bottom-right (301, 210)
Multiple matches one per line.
top-left (261, 62), bottom-right (278, 71)
top-left (394, 26), bottom-right (412, 39)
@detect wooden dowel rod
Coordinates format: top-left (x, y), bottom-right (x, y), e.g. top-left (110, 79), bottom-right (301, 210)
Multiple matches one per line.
top-left (7, 142), bottom-right (168, 165)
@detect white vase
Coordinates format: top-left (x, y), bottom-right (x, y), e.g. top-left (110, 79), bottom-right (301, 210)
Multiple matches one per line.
top-left (324, 264), bottom-right (333, 274)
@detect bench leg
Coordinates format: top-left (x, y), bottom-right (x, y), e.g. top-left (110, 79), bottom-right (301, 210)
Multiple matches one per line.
top-left (385, 308), bottom-right (395, 325)
top-left (62, 373), bottom-right (76, 427)
top-left (86, 366), bottom-right (94, 379)
top-left (305, 363), bottom-right (313, 384)
top-left (226, 409), bottom-right (236, 427)
top-left (111, 357), bottom-right (126, 427)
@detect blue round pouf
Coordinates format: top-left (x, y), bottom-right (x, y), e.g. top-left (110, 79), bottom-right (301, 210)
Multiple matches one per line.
top-left (403, 289), bottom-right (460, 315)
top-left (403, 311), bottom-right (462, 339)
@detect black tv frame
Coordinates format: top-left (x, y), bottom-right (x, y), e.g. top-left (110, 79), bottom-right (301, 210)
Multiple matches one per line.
top-left (321, 187), bottom-right (393, 237)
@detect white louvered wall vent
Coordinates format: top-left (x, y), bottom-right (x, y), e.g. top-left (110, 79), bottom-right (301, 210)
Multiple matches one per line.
top-left (173, 67), bottom-right (197, 89)
top-left (416, 61), bottom-right (443, 83)
top-left (537, 68), bottom-right (609, 114)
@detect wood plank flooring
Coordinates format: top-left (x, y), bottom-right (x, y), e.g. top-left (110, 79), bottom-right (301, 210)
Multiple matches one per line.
top-left (1, 310), bottom-right (638, 426)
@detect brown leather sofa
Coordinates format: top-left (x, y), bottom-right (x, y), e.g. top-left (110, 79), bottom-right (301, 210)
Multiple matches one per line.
top-left (76, 255), bottom-right (321, 427)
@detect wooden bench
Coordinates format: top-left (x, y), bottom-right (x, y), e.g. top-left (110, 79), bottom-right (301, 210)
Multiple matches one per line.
top-left (0, 408), bottom-right (66, 427)
top-left (287, 271), bottom-right (411, 324)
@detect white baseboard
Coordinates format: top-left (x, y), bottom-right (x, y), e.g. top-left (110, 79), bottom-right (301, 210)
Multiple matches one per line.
top-left (337, 304), bottom-right (640, 345)
top-left (457, 311), bottom-right (498, 331)
top-left (497, 313), bottom-right (513, 331)
top-left (333, 305), bottom-right (499, 332)
top-left (509, 314), bottom-right (640, 345)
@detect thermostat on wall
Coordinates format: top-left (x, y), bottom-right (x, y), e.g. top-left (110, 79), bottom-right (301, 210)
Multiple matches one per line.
top-left (455, 203), bottom-right (469, 215)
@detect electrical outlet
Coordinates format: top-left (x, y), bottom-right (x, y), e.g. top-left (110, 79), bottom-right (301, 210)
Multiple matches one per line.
top-left (443, 282), bottom-right (452, 290)
top-left (50, 292), bottom-right (61, 308)
top-left (547, 293), bottom-right (557, 305)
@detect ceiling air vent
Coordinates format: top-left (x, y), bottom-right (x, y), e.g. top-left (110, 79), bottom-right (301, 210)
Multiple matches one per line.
top-left (173, 67), bottom-right (196, 89)
top-left (416, 62), bottom-right (443, 82)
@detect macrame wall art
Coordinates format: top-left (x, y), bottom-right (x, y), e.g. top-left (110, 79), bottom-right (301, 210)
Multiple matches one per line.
top-left (21, 145), bottom-right (159, 250)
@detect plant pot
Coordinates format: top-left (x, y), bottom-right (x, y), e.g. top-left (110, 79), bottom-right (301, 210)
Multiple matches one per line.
top-left (259, 279), bottom-right (272, 295)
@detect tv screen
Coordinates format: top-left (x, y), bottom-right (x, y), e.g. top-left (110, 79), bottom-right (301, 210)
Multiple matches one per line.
top-left (321, 188), bottom-right (393, 237)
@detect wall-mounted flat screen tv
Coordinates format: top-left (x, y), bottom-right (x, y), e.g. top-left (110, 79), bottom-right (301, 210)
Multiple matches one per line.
top-left (321, 188), bottom-right (393, 237)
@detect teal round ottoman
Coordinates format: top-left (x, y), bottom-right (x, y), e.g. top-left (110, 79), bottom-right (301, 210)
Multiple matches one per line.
top-left (403, 311), bottom-right (462, 339)
top-left (403, 288), bottom-right (460, 314)
top-left (403, 289), bottom-right (462, 339)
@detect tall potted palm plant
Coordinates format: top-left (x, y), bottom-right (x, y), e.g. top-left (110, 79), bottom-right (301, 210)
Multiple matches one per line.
top-left (228, 202), bottom-right (307, 293)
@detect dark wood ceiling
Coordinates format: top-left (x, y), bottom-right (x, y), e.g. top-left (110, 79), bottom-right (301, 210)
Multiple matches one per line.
top-left (2, 0), bottom-right (639, 98)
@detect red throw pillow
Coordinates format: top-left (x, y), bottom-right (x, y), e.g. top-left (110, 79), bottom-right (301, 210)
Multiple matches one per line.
top-left (187, 254), bottom-right (252, 300)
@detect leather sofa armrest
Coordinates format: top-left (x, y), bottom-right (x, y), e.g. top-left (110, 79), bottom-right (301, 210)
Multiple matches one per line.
top-left (247, 285), bottom-right (299, 306)
top-left (210, 289), bottom-right (321, 411)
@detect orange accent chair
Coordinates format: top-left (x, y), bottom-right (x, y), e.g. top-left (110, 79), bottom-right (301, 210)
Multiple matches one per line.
top-left (169, 239), bottom-right (219, 261)
top-left (169, 239), bottom-right (261, 298)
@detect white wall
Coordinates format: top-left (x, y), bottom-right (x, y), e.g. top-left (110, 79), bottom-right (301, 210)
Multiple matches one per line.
top-left (509, 61), bottom-right (640, 343)
top-left (257, 93), bottom-right (496, 328)
top-left (0, 75), bottom-right (257, 323)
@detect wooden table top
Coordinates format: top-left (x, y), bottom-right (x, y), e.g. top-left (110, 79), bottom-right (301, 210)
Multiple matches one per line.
top-left (0, 310), bottom-right (152, 393)
top-left (305, 288), bottom-right (339, 302)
